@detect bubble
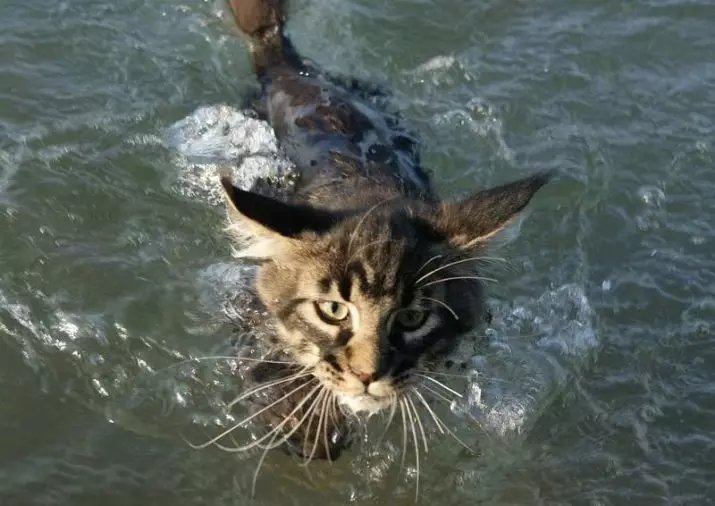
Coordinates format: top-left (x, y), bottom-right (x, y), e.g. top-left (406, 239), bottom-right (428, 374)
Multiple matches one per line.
top-left (637, 185), bottom-right (666, 207)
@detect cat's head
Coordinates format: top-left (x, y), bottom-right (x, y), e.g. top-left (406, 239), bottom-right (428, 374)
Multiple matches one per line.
top-left (221, 173), bottom-right (551, 414)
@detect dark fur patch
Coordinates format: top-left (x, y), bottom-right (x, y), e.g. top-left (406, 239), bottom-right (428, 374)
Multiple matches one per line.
top-left (337, 275), bottom-right (352, 301)
top-left (323, 352), bottom-right (343, 372)
top-left (317, 277), bottom-right (332, 293)
top-left (335, 329), bottom-right (353, 347)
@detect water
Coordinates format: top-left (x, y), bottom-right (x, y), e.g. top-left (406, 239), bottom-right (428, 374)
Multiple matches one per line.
top-left (1, 0), bottom-right (714, 504)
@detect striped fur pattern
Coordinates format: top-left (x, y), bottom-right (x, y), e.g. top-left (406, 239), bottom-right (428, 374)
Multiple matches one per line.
top-left (221, 0), bottom-right (552, 424)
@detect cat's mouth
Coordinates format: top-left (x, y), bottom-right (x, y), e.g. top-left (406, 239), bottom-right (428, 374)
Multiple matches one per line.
top-left (337, 391), bottom-right (394, 414)
top-left (309, 366), bottom-right (403, 414)
top-left (332, 376), bottom-right (403, 414)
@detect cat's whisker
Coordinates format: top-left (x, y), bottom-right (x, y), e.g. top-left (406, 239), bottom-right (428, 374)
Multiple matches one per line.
top-left (403, 397), bottom-right (421, 502)
top-left (418, 382), bottom-right (487, 440)
top-left (418, 296), bottom-right (459, 321)
top-left (410, 389), bottom-right (444, 435)
top-left (407, 394), bottom-right (429, 453)
top-left (419, 383), bottom-right (455, 404)
top-left (329, 394), bottom-right (340, 427)
top-left (415, 374), bottom-right (463, 398)
top-left (249, 385), bottom-right (331, 496)
top-left (234, 356), bottom-right (299, 365)
top-left (415, 368), bottom-right (472, 379)
top-left (419, 385), bottom-right (492, 443)
top-left (216, 381), bottom-right (324, 453)
top-left (259, 385), bottom-right (329, 451)
top-left (376, 394), bottom-right (398, 445)
top-left (418, 275), bottom-right (498, 289)
top-left (345, 198), bottom-right (396, 262)
top-left (187, 379), bottom-right (318, 451)
top-left (418, 366), bottom-right (520, 391)
top-left (227, 368), bottom-right (310, 410)
top-left (302, 389), bottom-right (327, 454)
top-left (398, 399), bottom-right (408, 477)
top-left (322, 393), bottom-right (334, 463)
top-left (318, 392), bottom-right (333, 461)
top-left (301, 389), bottom-right (328, 464)
top-left (415, 254), bottom-right (444, 275)
top-left (301, 389), bottom-right (331, 467)
top-left (256, 390), bottom-right (319, 456)
top-left (155, 354), bottom-right (297, 376)
top-left (345, 238), bottom-right (391, 266)
top-left (251, 421), bottom-right (283, 497)
top-left (415, 255), bottom-right (506, 285)
top-left (412, 389), bottom-right (476, 454)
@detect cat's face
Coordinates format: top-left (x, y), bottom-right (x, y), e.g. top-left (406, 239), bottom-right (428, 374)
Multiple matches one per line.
top-left (253, 212), bottom-right (484, 413)
top-left (221, 172), bottom-right (551, 414)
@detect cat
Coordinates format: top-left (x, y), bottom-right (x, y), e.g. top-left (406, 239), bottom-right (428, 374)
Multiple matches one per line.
top-left (216, 0), bottom-right (552, 462)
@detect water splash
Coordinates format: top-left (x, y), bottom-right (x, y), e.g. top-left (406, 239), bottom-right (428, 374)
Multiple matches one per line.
top-left (412, 55), bottom-right (459, 78)
top-left (465, 284), bottom-right (598, 437)
top-left (164, 104), bottom-right (295, 206)
top-left (635, 185), bottom-right (667, 231)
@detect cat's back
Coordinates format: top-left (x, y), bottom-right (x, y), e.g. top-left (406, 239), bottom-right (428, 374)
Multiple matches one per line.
top-left (257, 63), bottom-right (433, 203)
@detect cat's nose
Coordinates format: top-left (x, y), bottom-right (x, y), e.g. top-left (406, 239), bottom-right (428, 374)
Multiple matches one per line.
top-left (350, 367), bottom-right (375, 386)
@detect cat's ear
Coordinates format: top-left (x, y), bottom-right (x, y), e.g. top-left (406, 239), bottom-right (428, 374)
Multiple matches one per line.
top-left (220, 177), bottom-right (339, 255)
top-left (433, 171), bottom-right (553, 249)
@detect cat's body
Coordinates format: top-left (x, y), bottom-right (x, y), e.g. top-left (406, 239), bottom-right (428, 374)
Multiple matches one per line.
top-left (219, 0), bottom-right (552, 461)
top-left (228, 0), bottom-right (432, 207)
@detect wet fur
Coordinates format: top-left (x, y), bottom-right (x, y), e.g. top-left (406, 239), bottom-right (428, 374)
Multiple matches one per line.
top-left (219, 0), bottom-right (553, 460)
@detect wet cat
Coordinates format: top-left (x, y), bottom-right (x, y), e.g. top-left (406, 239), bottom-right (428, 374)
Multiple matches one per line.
top-left (217, 0), bottom-right (552, 461)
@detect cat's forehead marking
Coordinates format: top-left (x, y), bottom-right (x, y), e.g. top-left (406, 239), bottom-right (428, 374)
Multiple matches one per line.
top-left (317, 276), bottom-right (333, 294)
top-left (307, 236), bottom-right (419, 314)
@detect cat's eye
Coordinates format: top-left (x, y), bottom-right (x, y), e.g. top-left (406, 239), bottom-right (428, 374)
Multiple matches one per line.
top-left (315, 300), bottom-right (349, 323)
top-left (395, 309), bottom-right (429, 330)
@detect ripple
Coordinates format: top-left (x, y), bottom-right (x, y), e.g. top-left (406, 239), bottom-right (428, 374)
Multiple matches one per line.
top-left (2, 0), bottom-right (715, 503)
top-left (431, 97), bottom-right (515, 163)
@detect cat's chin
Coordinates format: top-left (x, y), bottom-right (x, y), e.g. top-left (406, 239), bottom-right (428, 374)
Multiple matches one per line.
top-left (337, 392), bottom-right (393, 415)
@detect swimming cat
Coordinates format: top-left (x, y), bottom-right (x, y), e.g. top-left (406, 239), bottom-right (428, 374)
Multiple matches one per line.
top-left (217, 0), bottom-right (552, 461)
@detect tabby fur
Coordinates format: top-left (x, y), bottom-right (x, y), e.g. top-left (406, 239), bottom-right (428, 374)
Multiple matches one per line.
top-left (219, 0), bottom-right (552, 460)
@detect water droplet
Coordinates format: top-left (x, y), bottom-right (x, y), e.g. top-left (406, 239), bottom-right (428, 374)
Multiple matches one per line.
top-left (637, 185), bottom-right (665, 207)
top-left (92, 379), bottom-right (109, 397)
top-left (470, 382), bottom-right (483, 407)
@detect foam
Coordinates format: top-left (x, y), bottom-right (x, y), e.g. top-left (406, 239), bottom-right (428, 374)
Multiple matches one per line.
top-left (466, 284), bottom-right (597, 437)
top-left (164, 104), bottom-right (295, 206)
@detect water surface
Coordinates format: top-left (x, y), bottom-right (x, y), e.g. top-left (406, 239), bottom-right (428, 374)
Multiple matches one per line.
top-left (1, 0), bottom-right (714, 504)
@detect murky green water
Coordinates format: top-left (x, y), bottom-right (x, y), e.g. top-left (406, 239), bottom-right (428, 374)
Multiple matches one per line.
top-left (2, 0), bottom-right (714, 504)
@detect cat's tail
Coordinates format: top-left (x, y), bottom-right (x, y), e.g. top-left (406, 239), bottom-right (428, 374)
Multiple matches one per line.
top-left (225, 0), bottom-right (299, 77)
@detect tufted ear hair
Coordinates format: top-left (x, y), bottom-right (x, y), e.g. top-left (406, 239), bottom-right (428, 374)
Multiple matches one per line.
top-left (433, 171), bottom-right (553, 249)
top-left (220, 177), bottom-right (342, 258)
